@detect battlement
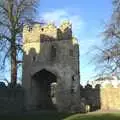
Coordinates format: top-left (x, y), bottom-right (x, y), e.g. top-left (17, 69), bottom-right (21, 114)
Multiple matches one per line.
top-left (23, 20), bottom-right (72, 43)
top-left (80, 82), bottom-right (120, 89)
top-left (80, 82), bottom-right (120, 111)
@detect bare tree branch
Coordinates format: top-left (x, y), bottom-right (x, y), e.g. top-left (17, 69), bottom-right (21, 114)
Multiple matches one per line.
top-left (0, 0), bottom-right (40, 85)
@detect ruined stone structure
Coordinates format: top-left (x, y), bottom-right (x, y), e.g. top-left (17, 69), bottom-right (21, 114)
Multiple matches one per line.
top-left (22, 21), bottom-right (80, 113)
top-left (100, 84), bottom-right (120, 110)
top-left (80, 84), bottom-right (101, 112)
top-left (80, 82), bottom-right (120, 112)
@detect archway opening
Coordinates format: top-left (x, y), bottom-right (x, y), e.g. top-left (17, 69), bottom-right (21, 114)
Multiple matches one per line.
top-left (32, 69), bottom-right (57, 110)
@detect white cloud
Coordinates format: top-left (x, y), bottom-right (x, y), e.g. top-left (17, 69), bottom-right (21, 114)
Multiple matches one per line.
top-left (40, 9), bottom-right (84, 38)
top-left (39, 9), bottom-right (101, 84)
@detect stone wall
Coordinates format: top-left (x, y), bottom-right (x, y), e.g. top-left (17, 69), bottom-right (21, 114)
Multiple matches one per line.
top-left (100, 85), bottom-right (120, 110)
top-left (0, 88), bottom-right (25, 113)
top-left (22, 21), bottom-right (80, 113)
top-left (80, 84), bottom-right (100, 111)
top-left (80, 83), bottom-right (120, 111)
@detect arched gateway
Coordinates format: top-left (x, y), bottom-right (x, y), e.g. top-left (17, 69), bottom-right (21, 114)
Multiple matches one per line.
top-left (32, 69), bottom-right (57, 110)
top-left (22, 21), bottom-right (81, 112)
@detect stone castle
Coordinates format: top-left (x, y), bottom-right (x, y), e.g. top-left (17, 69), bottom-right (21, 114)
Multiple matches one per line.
top-left (0, 21), bottom-right (120, 113)
top-left (22, 21), bottom-right (81, 112)
top-left (80, 82), bottom-right (120, 112)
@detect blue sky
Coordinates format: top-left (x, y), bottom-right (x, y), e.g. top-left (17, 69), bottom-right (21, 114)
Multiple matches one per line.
top-left (0, 0), bottom-right (113, 85)
top-left (38, 0), bottom-right (112, 84)
top-left (37, 0), bottom-right (113, 85)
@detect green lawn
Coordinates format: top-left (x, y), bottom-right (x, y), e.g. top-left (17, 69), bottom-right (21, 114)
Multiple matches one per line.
top-left (0, 112), bottom-right (120, 120)
top-left (64, 112), bottom-right (120, 120)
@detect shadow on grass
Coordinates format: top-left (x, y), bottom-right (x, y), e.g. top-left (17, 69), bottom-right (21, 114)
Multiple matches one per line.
top-left (0, 111), bottom-right (73, 120)
top-left (1, 112), bottom-right (120, 120)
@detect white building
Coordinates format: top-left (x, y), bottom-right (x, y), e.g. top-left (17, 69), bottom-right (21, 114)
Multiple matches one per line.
top-left (88, 75), bottom-right (120, 88)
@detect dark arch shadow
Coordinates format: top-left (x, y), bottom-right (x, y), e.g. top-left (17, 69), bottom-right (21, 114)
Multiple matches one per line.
top-left (32, 69), bottom-right (57, 111)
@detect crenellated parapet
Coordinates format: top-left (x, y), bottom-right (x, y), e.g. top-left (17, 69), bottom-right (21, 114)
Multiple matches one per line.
top-left (40, 23), bottom-right (57, 42)
top-left (80, 82), bottom-right (120, 90)
top-left (60, 21), bottom-right (71, 29)
top-left (80, 84), bottom-right (101, 90)
top-left (59, 20), bottom-right (72, 40)
top-left (23, 20), bottom-right (72, 43)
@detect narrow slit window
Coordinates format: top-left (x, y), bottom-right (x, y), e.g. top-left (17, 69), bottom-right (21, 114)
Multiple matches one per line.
top-left (51, 45), bottom-right (56, 58)
top-left (69, 49), bottom-right (73, 56)
top-left (32, 56), bottom-right (36, 62)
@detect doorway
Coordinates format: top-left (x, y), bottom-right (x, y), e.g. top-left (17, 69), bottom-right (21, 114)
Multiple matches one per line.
top-left (32, 69), bottom-right (57, 110)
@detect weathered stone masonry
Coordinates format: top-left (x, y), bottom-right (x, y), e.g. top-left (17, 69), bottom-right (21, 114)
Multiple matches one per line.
top-left (22, 21), bottom-right (81, 113)
top-left (0, 88), bottom-right (24, 113)
top-left (80, 83), bottom-right (120, 111)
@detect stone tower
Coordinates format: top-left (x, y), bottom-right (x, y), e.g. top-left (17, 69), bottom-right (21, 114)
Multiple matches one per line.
top-left (22, 21), bottom-right (81, 112)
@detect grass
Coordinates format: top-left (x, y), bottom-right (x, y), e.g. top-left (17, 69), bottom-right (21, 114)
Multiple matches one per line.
top-left (0, 111), bottom-right (120, 120)
top-left (64, 112), bottom-right (120, 120)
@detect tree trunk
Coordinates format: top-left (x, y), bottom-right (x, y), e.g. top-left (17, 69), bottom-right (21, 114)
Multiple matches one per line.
top-left (11, 43), bottom-right (17, 86)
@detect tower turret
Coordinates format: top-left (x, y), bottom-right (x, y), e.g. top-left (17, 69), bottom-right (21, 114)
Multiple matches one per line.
top-left (22, 20), bottom-right (80, 113)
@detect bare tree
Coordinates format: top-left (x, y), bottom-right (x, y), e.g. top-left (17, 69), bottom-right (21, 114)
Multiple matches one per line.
top-left (90, 0), bottom-right (120, 78)
top-left (0, 0), bottom-right (40, 86)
